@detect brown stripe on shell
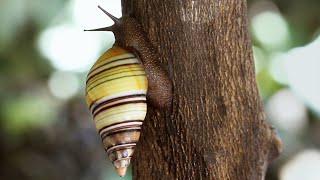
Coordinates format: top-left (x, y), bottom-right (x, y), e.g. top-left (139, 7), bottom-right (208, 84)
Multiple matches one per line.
top-left (87, 67), bottom-right (143, 87)
top-left (108, 148), bottom-right (135, 162)
top-left (87, 56), bottom-right (135, 77)
top-left (101, 127), bottom-right (141, 140)
top-left (100, 125), bottom-right (142, 139)
top-left (105, 142), bottom-right (138, 154)
top-left (98, 120), bottom-right (144, 134)
top-left (86, 74), bottom-right (146, 94)
top-left (98, 123), bottom-right (143, 138)
top-left (105, 145), bottom-right (135, 155)
top-left (103, 130), bottom-right (140, 149)
top-left (102, 129), bottom-right (140, 144)
top-left (86, 63), bottom-right (140, 84)
top-left (90, 94), bottom-right (146, 112)
top-left (112, 156), bottom-right (132, 164)
top-left (93, 100), bottom-right (146, 116)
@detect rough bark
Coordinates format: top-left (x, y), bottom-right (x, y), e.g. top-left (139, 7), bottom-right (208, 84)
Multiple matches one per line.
top-left (122, 0), bottom-right (282, 179)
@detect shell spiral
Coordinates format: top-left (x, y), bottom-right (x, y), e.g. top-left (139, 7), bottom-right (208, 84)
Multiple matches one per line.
top-left (85, 45), bottom-right (148, 177)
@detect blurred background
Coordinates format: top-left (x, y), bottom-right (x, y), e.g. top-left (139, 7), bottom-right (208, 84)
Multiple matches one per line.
top-left (0, 0), bottom-right (319, 179)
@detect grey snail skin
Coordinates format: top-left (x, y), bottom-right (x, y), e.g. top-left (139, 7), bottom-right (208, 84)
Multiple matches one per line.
top-left (84, 6), bottom-right (172, 177)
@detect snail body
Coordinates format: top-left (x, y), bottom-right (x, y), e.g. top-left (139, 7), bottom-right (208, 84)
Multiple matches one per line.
top-left (85, 6), bottom-right (172, 177)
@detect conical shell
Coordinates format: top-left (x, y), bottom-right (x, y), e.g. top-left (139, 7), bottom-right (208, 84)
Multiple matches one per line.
top-left (85, 45), bottom-right (148, 177)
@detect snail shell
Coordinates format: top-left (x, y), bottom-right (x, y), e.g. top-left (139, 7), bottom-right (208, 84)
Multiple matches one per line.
top-left (85, 45), bottom-right (148, 177)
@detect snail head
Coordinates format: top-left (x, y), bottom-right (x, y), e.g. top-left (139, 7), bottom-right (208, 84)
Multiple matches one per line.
top-left (84, 6), bottom-right (146, 49)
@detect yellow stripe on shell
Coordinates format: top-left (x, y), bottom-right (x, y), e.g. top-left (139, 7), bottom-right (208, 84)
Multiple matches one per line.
top-left (87, 65), bottom-right (143, 88)
top-left (86, 66), bottom-right (145, 91)
top-left (95, 45), bottom-right (132, 64)
top-left (93, 96), bottom-right (146, 114)
top-left (86, 57), bottom-right (140, 81)
top-left (85, 46), bottom-right (148, 107)
top-left (94, 103), bottom-right (147, 130)
top-left (86, 75), bottom-right (147, 106)
top-left (89, 53), bottom-right (135, 73)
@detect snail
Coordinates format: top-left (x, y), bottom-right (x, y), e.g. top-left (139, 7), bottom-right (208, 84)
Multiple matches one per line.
top-left (84, 6), bottom-right (172, 177)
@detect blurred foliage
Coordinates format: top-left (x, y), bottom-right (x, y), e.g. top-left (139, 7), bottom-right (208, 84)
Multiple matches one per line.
top-left (0, 0), bottom-right (319, 180)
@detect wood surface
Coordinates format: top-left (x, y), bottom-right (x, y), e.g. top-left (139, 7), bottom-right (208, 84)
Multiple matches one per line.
top-left (122, 0), bottom-right (282, 179)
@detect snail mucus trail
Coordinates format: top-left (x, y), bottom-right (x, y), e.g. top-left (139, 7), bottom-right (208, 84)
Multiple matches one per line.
top-left (84, 6), bottom-right (172, 177)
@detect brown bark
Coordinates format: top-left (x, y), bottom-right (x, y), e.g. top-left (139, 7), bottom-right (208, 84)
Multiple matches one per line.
top-left (122, 0), bottom-right (282, 179)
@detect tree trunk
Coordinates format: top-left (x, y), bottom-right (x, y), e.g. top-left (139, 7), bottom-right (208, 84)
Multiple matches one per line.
top-left (122, 0), bottom-right (282, 179)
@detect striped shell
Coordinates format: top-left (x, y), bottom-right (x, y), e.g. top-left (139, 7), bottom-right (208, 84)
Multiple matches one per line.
top-left (85, 45), bottom-right (148, 177)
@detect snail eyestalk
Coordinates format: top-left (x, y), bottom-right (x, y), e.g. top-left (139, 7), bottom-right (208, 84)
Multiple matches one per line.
top-left (98, 5), bottom-right (120, 24)
top-left (84, 26), bottom-right (113, 32)
top-left (83, 5), bottom-right (118, 32)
